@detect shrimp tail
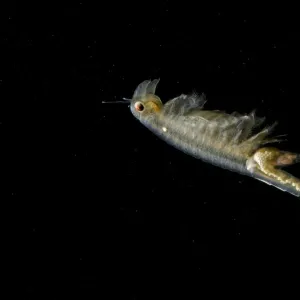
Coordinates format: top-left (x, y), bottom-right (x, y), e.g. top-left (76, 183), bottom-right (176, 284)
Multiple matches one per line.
top-left (246, 147), bottom-right (300, 197)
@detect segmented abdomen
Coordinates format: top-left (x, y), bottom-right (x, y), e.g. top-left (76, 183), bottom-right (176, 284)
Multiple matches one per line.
top-left (142, 112), bottom-right (252, 174)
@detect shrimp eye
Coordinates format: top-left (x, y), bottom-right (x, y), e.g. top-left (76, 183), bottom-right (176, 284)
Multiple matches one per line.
top-left (134, 101), bottom-right (144, 112)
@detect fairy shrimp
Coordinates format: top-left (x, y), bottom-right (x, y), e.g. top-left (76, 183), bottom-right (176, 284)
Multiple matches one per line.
top-left (106, 79), bottom-right (300, 197)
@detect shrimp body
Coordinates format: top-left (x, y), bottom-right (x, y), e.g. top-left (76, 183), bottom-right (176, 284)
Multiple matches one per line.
top-left (128, 79), bottom-right (300, 197)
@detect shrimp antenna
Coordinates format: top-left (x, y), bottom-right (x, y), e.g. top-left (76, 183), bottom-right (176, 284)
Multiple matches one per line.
top-left (102, 98), bottom-right (131, 104)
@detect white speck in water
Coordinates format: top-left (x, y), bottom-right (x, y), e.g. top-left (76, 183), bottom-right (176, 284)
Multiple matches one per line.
top-left (162, 127), bottom-right (167, 132)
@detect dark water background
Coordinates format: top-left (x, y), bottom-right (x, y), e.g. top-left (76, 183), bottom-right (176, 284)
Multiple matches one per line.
top-left (2, 2), bottom-right (300, 298)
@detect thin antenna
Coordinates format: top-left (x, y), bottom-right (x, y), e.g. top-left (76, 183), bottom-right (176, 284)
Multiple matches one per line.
top-left (102, 98), bottom-right (131, 104)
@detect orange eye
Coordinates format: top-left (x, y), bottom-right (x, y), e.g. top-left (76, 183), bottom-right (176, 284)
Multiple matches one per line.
top-left (134, 101), bottom-right (144, 112)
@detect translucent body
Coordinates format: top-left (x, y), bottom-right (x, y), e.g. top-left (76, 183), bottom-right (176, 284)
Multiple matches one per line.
top-left (128, 79), bottom-right (300, 197)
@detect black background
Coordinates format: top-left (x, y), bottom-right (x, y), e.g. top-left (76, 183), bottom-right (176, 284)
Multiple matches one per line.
top-left (2, 2), bottom-right (300, 298)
